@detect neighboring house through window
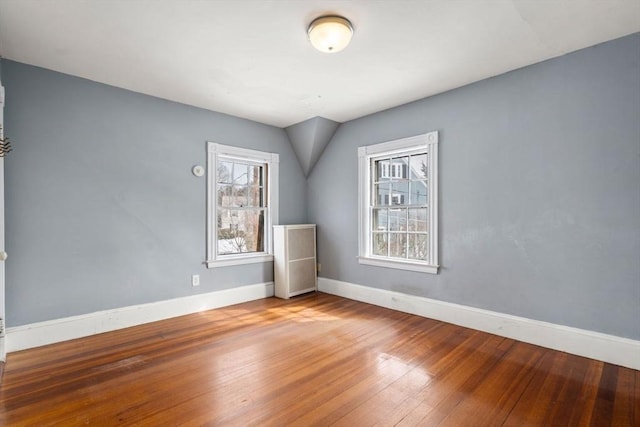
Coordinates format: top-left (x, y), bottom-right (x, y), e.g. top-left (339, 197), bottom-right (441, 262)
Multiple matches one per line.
top-left (207, 142), bottom-right (279, 268)
top-left (358, 131), bottom-right (439, 274)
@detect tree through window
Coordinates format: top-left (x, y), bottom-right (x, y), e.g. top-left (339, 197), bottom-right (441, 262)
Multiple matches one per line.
top-left (216, 159), bottom-right (265, 255)
top-left (207, 143), bottom-right (279, 268)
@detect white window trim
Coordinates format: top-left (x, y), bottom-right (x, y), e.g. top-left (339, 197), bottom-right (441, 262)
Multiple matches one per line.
top-left (206, 142), bottom-right (279, 268)
top-left (357, 131), bottom-right (439, 274)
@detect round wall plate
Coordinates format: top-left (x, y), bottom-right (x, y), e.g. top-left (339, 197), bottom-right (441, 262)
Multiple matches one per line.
top-left (192, 165), bottom-right (205, 177)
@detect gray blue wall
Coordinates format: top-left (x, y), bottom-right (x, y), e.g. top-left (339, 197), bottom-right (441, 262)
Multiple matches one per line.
top-left (308, 33), bottom-right (640, 340)
top-left (3, 33), bottom-right (639, 340)
top-left (2, 61), bottom-right (306, 326)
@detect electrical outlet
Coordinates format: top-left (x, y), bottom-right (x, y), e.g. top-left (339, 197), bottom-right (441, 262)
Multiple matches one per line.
top-left (191, 274), bottom-right (200, 287)
top-left (317, 263), bottom-right (321, 273)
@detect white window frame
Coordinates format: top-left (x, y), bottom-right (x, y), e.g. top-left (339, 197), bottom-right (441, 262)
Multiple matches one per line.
top-left (206, 142), bottom-right (279, 268)
top-left (358, 131), bottom-right (439, 274)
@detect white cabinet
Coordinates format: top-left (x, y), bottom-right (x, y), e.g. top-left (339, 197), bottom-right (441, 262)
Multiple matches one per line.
top-left (273, 224), bottom-right (317, 299)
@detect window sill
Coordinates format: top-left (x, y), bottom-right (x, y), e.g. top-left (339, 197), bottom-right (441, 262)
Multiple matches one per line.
top-left (358, 256), bottom-right (439, 274)
top-left (206, 254), bottom-right (274, 268)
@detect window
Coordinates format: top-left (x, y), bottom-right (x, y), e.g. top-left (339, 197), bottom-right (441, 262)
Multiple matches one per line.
top-left (358, 131), bottom-right (439, 274)
top-left (207, 143), bottom-right (279, 268)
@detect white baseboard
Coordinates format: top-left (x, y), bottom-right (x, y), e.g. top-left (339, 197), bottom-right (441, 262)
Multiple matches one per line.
top-left (6, 282), bottom-right (274, 353)
top-left (318, 277), bottom-right (640, 370)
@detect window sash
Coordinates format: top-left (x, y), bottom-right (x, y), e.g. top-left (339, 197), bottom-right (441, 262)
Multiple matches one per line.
top-left (369, 150), bottom-right (429, 262)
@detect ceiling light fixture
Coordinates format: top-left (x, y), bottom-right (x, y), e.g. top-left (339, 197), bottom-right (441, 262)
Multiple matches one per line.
top-left (307, 15), bottom-right (353, 53)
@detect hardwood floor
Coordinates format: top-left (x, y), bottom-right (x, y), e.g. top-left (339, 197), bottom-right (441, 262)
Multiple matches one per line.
top-left (0, 293), bottom-right (637, 426)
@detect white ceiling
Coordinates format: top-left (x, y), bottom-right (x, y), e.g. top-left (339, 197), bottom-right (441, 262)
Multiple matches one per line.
top-left (0, 0), bottom-right (638, 128)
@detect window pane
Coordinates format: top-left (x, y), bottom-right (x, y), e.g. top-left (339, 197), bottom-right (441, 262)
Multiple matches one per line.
top-left (372, 233), bottom-right (387, 256)
top-left (408, 234), bottom-right (428, 260)
top-left (388, 208), bottom-right (407, 231)
top-left (233, 163), bottom-right (249, 185)
top-left (217, 209), bottom-right (242, 254)
top-left (389, 233), bottom-right (406, 258)
top-left (248, 165), bottom-right (263, 186)
top-left (408, 208), bottom-right (428, 232)
top-left (373, 208), bottom-right (388, 231)
top-left (217, 184), bottom-right (232, 207)
top-left (390, 157), bottom-right (409, 179)
top-left (375, 159), bottom-right (391, 182)
top-left (233, 185), bottom-right (248, 207)
top-left (375, 183), bottom-right (389, 206)
top-left (390, 182), bottom-right (409, 205)
top-left (217, 209), bottom-right (264, 254)
top-left (236, 209), bottom-right (265, 252)
top-left (217, 161), bottom-right (233, 184)
top-left (248, 186), bottom-right (263, 207)
top-left (410, 154), bottom-right (428, 180)
top-left (410, 181), bottom-right (428, 205)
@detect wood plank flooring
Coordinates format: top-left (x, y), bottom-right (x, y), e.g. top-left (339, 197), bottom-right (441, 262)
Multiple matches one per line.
top-left (0, 292), bottom-right (637, 426)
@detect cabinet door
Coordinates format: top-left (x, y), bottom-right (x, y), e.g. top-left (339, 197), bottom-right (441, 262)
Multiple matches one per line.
top-left (288, 258), bottom-right (316, 294)
top-left (287, 227), bottom-right (315, 260)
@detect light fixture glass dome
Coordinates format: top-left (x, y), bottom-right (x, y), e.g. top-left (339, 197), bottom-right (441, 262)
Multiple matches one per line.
top-left (307, 16), bottom-right (353, 53)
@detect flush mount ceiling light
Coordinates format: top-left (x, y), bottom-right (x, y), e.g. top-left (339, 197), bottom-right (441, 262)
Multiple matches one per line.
top-left (307, 15), bottom-right (353, 53)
